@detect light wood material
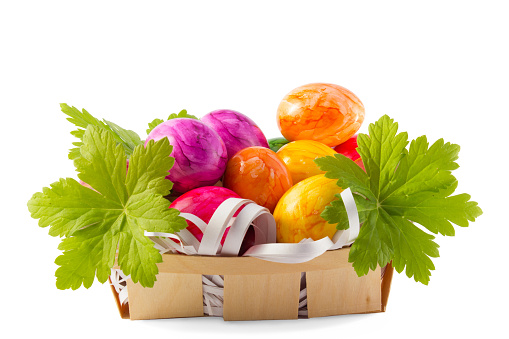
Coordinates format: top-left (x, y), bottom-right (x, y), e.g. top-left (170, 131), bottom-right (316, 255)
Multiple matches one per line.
top-left (381, 263), bottom-right (394, 312)
top-left (223, 272), bottom-right (301, 320)
top-left (117, 247), bottom-right (353, 275)
top-left (127, 273), bottom-right (203, 320)
top-left (306, 265), bottom-right (381, 318)
top-left (108, 277), bottom-right (130, 319)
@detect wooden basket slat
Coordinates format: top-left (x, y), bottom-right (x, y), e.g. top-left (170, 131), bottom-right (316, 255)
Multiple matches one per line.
top-left (223, 272), bottom-right (301, 320)
top-left (307, 266), bottom-right (381, 318)
top-left (127, 273), bottom-right (203, 320)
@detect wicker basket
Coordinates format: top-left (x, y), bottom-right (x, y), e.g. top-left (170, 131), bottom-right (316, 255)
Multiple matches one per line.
top-left (110, 247), bottom-right (393, 321)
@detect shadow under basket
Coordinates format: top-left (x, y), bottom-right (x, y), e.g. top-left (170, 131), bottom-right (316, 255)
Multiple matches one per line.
top-left (110, 247), bottom-right (393, 321)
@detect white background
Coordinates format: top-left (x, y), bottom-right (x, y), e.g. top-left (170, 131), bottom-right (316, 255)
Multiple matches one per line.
top-left (1, 1), bottom-right (507, 338)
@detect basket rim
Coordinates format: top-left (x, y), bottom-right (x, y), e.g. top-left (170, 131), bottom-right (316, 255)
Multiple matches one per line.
top-left (114, 247), bottom-right (356, 275)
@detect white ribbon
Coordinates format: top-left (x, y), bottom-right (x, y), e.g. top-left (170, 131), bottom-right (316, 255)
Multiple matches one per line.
top-left (110, 269), bottom-right (130, 306)
top-left (202, 275), bottom-right (224, 316)
top-left (145, 187), bottom-right (360, 263)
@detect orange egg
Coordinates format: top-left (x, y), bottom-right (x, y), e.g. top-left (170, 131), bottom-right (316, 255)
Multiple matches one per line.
top-left (223, 146), bottom-right (293, 213)
top-left (276, 140), bottom-right (337, 184)
top-left (274, 174), bottom-right (343, 243)
top-left (276, 83), bottom-right (365, 147)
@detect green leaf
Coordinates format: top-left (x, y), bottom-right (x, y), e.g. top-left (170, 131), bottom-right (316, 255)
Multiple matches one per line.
top-left (321, 193), bottom-right (374, 230)
top-left (384, 188), bottom-right (483, 236)
top-left (60, 104), bottom-right (106, 130)
top-left (318, 114), bottom-right (482, 284)
top-left (103, 120), bottom-right (143, 154)
top-left (348, 210), bottom-right (395, 276)
top-left (68, 146), bottom-right (82, 160)
top-left (146, 109), bottom-right (197, 135)
top-left (61, 103), bottom-right (143, 159)
top-left (117, 216), bottom-right (162, 288)
top-left (357, 115), bottom-right (409, 196)
top-left (27, 178), bottom-right (122, 238)
top-left (55, 215), bottom-right (121, 290)
top-left (268, 137), bottom-right (289, 152)
top-left (146, 118), bottom-right (164, 135)
top-left (74, 125), bottom-right (129, 205)
top-left (28, 125), bottom-right (187, 290)
top-left (315, 154), bottom-right (375, 201)
top-left (126, 138), bottom-right (174, 197)
top-left (126, 194), bottom-right (183, 233)
top-left (167, 109), bottom-right (197, 120)
top-left (381, 136), bottom-right (459, 199)
top-left (388, 215), bottom-right (439, 285)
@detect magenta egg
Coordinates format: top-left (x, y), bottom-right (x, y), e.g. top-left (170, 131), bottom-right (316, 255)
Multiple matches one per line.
top-left (201, 109), bottom-right (269, 160)
top-left (146, 118), bottom-right (228, 193)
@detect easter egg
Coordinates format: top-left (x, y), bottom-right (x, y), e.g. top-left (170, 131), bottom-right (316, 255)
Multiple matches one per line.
top-left (277, 140), bottom-right (337, 184)
top-left (274, 174), bottom-right (343, 243)
top-left (170, 186), bottom-right (255, 254)
top-left (334, 134), bottom-right (360, 161)
top-left (145, 118), bottom-right (228, 193)
top-left (223, 146), bottom-right (293, 213)
top-left (276, 83), bottom-right (365, 147)
top-left (201, 109), bottom-right (270, 160)
top-left (354, 158), bottom-right (365, 171)
top-left (334, 134), bottom-right (365, 171)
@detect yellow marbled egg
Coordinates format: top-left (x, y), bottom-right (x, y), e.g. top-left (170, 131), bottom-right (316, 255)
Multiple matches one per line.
top-left (274, 174), bottom-right (343, 243)
top-left (277, 140), bottom-right (337, 184)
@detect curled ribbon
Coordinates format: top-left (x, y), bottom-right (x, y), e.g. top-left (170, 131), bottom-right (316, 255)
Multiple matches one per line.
top-left (145, 187), bottom-right (360, 262)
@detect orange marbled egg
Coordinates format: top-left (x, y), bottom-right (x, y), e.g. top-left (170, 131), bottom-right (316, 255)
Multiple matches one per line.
top-left (274, 174), bottom-right (343, 243)
top-left (223, 146), bottom-right (293, 213)
top-left (276, 83), bottom-right (365, 147)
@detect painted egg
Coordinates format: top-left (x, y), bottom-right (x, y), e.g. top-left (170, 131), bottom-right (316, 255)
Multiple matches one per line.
top-left (334, 134), bottom-right (365, 171)
top-left (145, 118), bottom-right (227, 193)
top-left (170, 186), bottom-right (255, 253)
top-left (276, 83), bottom-right (365, 147)
top-left (223, 146), bottom-right (293, 213)
top-left (201, 109), bottom-right (270, 160)
top-left (334, 134), bottom-right (360, 161)
top-left (277, 140), bottom-right (337, 184)
top-left (274, 174), bottom-right (343, 243)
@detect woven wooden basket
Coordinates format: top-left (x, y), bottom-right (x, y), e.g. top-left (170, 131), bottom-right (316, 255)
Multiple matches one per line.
top-left (110, 247), bottom-right (393, 321)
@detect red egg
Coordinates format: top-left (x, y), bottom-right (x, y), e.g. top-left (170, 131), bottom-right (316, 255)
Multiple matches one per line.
top-left (170, 186), bottom-right (255, 254)
top-left (334, 134), bottom-right (365, 171)
top-left (334, 134), bottom-right (360, 161)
